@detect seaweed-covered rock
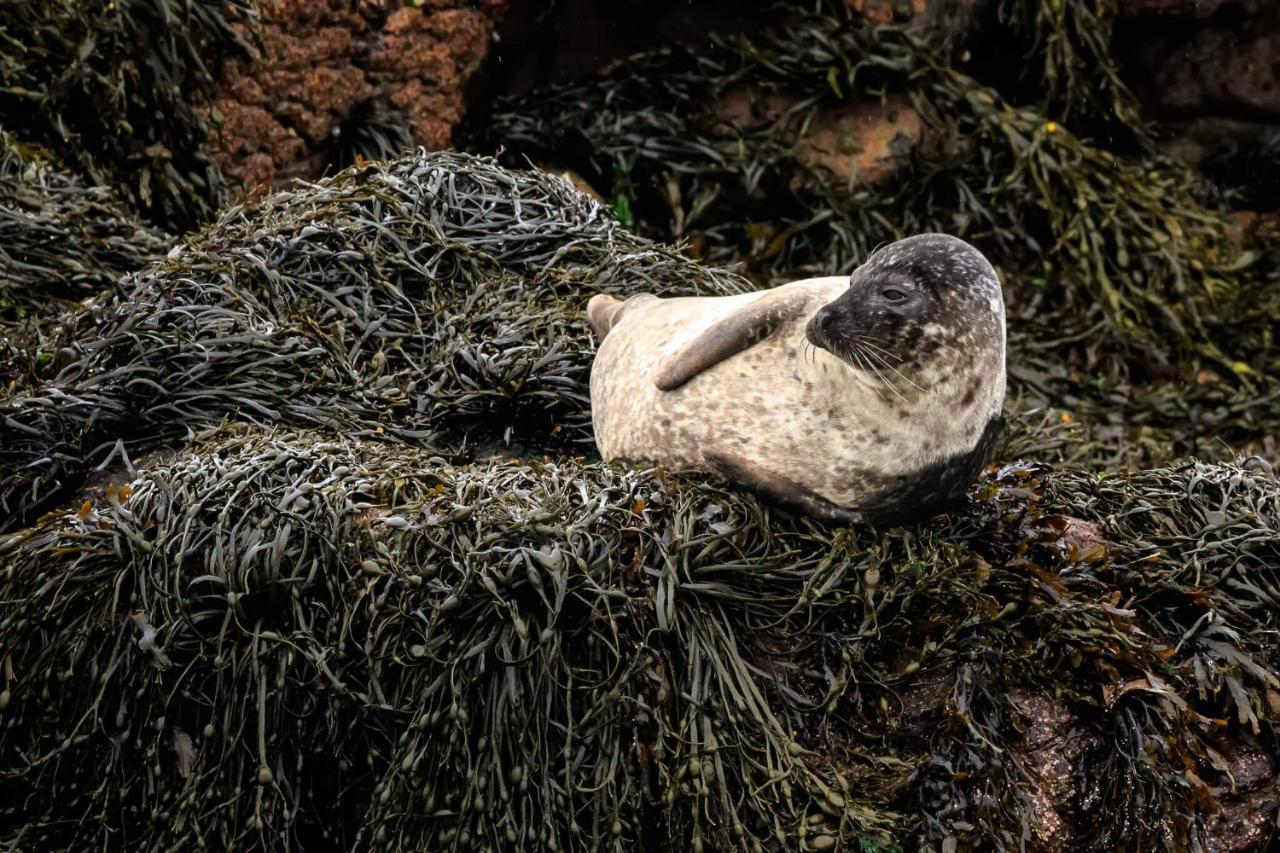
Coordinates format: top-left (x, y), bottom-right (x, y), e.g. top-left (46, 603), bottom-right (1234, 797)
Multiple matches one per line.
top-left (0, 132), bottom-right (172, 395)
top-left (0, 151), bottom-right (745, 533)
top-left (1, 437), bottom-right (1277, 851)
top-left (0, 0), bottom-right (254, 231)
top-left (0, 149), bottom-right (1276, 853)
top-left (0, 133), bottom-right (170, 323)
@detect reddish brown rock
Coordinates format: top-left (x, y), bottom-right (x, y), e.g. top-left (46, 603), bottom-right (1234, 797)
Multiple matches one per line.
top-left (846, 0), bottom-right (928, 24)
top-left (1205, 741), bottom-right (1280, 852)
top-left (1119, 0), bottom-right (1280, 121)
top-left (844, 0), bottom-right (982, 40)
top-left (208, 0), bottom-right (506, 190)
top-left (795, 96), bottom-right (923, 189)
top-left (715, 89), bottom-right (923, 190)
top-left (1009, 691), bottom-right (1101, 853)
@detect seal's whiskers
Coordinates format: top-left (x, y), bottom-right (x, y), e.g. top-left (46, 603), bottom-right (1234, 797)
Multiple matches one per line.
top-left (858, 338), bottom-right (926, 395)
top-left (851, 342), bottom-right (907, 402)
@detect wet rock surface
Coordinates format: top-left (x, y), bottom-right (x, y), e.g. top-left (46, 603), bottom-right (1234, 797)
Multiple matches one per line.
top-left (714, 89), bottom-right (924, 190)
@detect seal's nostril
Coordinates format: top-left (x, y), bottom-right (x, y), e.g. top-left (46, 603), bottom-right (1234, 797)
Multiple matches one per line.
top-left (816, 307), bottom-right (835, 335)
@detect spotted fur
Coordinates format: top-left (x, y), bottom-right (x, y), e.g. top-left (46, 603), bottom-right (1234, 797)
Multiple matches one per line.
top-left (588, 234), bottom-right (1006, 524)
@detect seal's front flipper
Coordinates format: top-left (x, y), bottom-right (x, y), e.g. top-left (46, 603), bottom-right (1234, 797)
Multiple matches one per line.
top-left (705, 451), bottom-right (862, 526)
top-left (654, 291), bottom-right (809, 391)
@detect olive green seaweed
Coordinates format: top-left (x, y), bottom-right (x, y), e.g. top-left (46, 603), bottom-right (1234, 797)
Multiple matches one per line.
top-left (0, 151), bottom-right (746, 533)
top-left (0, 131), bottom-right (170, 343)
top-left (0, 0), bottom-right (255, 230)
top-left (1, 433), bottom-right (1276, 851)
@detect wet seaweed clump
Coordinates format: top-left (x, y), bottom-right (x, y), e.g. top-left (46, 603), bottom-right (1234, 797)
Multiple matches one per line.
top-left (0, 0), bottom-right (254, 230)
top-left (0, 131), bottom-right (170, 321)
top-left (0, 151), bottom-right (1276, 851)
top-left (0, 151), bottom-right (746, 533)
top-left (0, 130), bottom-right (171, 397)
top-left (469, 0), bottom-right (1280, 471)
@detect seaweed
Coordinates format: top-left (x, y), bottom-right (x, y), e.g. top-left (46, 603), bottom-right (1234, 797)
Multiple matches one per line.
top-left (0, 0), bottom-right (255, 231)
top-left (992, 0), bottom-right (1145, 138)
top-left (0, 129), bottom-right (172, 402)
top-left (1, 435), bottom-right (1275, 851)
top-left (0, 151), bottom-right (1276, 851)
top-left (0, 131), bottom-right (169, 325)
top-left (0, 151), bottom-right (746, 533)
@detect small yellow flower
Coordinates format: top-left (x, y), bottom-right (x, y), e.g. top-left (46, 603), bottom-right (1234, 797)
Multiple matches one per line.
top-left (1060, 412), bottom-right (1072, 423)
top-left (1045, 121), bottom-right (1058, 134)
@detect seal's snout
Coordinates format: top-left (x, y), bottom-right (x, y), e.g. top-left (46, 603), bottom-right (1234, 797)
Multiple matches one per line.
top-left (806, 306), bottom-right (835, 350)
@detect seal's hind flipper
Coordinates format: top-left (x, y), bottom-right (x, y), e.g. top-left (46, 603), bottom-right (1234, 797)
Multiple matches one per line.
top-left (654, 291), bottom-right (809, 391)
top-left (588, 293), bottom-right (659, 342)
top-left (587, 294), bottom-right (622, 341)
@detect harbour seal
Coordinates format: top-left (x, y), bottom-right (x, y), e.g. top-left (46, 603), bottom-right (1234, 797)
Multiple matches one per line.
top-left (587, 233), bottom-right (1006, 525)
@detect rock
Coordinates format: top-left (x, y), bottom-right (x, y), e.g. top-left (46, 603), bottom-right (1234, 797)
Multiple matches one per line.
top-left (714, 89), bottom-right (923, 190)
top-left (845, 0), bottom-right (983, 47)
top-left (1116, 1), bottom-right (1280, 203)
top-left (1119, 0), bottom-right (1280, 121)
top-left (1009, 691), bottom-right (1099, 853)
top-left (1204, 742), bottom-right (1280, 852)
top-left (846, 0), bottom-right (929, 24)
top-left (794, 96), bottom-right (924, 190)
top-left (208, 0), bottom-right (507, 190)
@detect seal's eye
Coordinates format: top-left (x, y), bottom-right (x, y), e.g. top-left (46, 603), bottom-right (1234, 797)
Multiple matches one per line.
top-left (881, 287), bottom-right (908, 304)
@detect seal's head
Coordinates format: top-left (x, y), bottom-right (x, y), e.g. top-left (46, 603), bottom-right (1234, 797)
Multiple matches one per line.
top-left (804, 233), bottom-right (1007, 524)
top-left (805, 233), bottom-right (1005, 383)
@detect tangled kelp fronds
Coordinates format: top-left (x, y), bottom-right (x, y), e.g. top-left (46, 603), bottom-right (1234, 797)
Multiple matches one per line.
top-left (1, 426), bottom-right (1276, 851)
top-left (470, 0), bottom-right (1280, 467)
top-left (0, 0), bottom-right (254, 230)
top-left (0, 132), bottom-right (169, 324)
top-left (0, 151), bottom-right (748, 533)
top-left (0, 142), bottom-right (1274, 851)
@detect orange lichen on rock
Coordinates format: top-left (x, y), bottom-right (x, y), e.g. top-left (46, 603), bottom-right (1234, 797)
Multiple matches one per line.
top-left (207, 0), bottom-right (506, 189)
top-left (369, 6), bottom-right (494, 150)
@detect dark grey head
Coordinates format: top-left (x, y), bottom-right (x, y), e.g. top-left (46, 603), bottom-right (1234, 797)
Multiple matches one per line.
top-left (805, 233), bottom-right (1004, 376)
